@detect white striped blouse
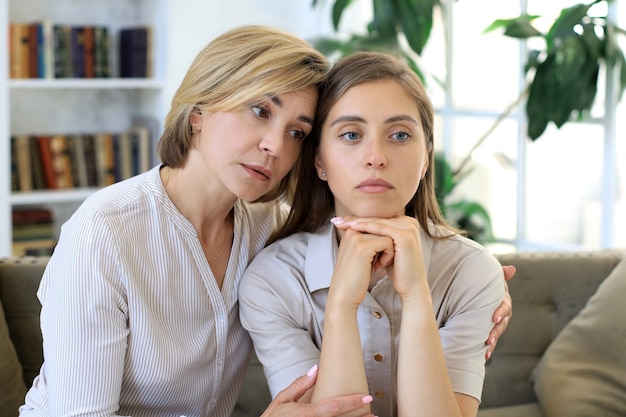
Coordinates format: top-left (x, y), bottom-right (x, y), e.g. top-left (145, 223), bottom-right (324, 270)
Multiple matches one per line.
top-left (19, 166), bottom-right (284, 417)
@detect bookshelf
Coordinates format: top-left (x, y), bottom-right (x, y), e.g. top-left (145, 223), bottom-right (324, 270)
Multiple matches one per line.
top-left (0, 0), bottom-right (168, 256)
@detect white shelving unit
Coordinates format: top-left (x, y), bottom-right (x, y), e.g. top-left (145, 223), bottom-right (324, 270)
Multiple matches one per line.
top-left (0, 0), bottom-right (168, 256)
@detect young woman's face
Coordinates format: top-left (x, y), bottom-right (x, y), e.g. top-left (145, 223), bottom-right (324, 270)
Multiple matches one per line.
top-left (316, 79), bottom-right (429, 218)
top-left (193, 87), bottom-right (318, 202)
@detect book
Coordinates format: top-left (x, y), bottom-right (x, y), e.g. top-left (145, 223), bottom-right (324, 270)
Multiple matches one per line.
top-left (128, 125), bottom-right (152, 174)
top-left (28, 23), bottom-right (39, 78)
top-left (9, 23), bottom-right (31, 78)
top-left (12, 207), bottom-right (56, 257)
top-left (10, 136), bottom-right (19, 192)
top-left (70, 26), bottom-right (86, 78)
top-left (116, 131), bottom-right (134, 180)
top-left (93, 26), bottom-right (110, 78)
top-left (41, 19), bottom-right (55, 79)
top-left (36, 136), bottom-right (57, 189)
top-left (29, 135), bottom-right (46, 190)
top-left (95, 132), bottom-right (115, 186)
top-left (49, 134), bottom-right (73, 188)
top-left (69, 134), bottom-right (89, 188)
top-left (14, 135), bottom-right (33, 191)
top-left (83, 26), bottom-right (95, 78)
top-left (82, 134), bottom-right (99, 187)
top-left (53, 24), bottom-right (71, 78)
top-left (119, 26), bottom-right (150, 78)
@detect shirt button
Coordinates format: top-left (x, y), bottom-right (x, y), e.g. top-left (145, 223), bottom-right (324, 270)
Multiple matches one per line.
top-left (375, 391), bottom-right (384, 399)
top-left (373, 353), bottom-right (383, 362)
top-left (372, 310), bottom-right (382, 319)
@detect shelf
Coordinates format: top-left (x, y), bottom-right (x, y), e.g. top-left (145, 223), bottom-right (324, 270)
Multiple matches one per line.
top-left (9, 78), bottom-right (163, 90)
top-left (10, 188), bottom-right (99, 205)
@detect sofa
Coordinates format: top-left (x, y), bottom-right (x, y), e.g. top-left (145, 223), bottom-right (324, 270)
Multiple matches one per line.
top-left (1, 251), bottom-right (625, 417)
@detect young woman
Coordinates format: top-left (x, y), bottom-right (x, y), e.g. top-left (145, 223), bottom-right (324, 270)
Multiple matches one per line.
top-left (239, 51), bottom-right (507, 417)
top-left (19, 26), bottom-right (376, 417)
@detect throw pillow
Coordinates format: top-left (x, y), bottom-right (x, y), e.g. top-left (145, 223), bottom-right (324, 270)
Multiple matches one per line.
top-left (0, 298), bottom-right (27, 416)
top-left (533, 256), bottom-right (626, 416)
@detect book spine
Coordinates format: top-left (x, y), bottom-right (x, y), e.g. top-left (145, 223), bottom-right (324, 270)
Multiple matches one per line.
top-left (10, 137), bottom-right (19, 191)
top-left (53, 24), bottom-right (71, 78)
top-left (95, 132), bottom-right (115, 186)
top-left (36, 136), bottom-right (57, 189)
top-left (93, 26), bottom-right (110, 78)
top-left (49, 135), bottom-right (74, 188)
top-left (28, 23), bottom-right (39, 78)
top-left (83, 26), bottom-right (95, 78)
top-left (82, 134), bottom-right (99, 187)
top-left (70, 26), bottom-right (86, 78)
top-left (15, 135), bottom-right (33, 191)
top-left (30, 135), bottom-right (46, 190)
top-left (120, 27), bottom-right (149, 78)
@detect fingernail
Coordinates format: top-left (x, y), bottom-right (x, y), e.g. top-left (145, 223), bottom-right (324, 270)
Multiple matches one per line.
top-left (486, 350), bottom-right (492, 360)
top-left (496, 316), bottom-right (502, 324)
top-left (330, 217), bottom-right (344, 225)
top-left (362, 395), bottom-right (373, 404)
top-left (489, 337), bottom-right (495, 345)
top-left (307, 364), bottom-right (318, 376)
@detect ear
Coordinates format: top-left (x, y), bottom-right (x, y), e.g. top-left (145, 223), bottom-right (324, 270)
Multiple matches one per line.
top-left (190, 111), bottom-right (202, 127)
top-left (314, 153), bottom-right (327, 181)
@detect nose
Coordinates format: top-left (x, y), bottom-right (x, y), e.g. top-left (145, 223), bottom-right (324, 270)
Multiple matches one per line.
top-left (259, 129), bottom-right (283, 157)
top-left (366, 140), bottom-right (387, 168)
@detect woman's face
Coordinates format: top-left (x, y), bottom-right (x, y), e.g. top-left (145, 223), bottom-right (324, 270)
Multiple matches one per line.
top-left (192, 86), bottom-right (318, 202)
top-left (315, 79), bottom-right (428, 218)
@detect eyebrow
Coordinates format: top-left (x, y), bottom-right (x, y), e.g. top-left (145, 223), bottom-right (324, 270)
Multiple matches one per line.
top-left (330, 114), bottom-right (418, 127)
top-left (268, 94), bottom-right (314, 126)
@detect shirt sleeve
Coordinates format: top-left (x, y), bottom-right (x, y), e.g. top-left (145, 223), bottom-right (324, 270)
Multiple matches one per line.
top-left (238, 245), bottom-right (320, 398)
top-left (37, 207), bottom-right (129, 416)
top-left (437, 247), bottom-right (505, 401)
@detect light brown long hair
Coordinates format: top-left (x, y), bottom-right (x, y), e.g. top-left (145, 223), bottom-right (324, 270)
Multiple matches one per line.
top-left (272, 51), bottom-right (458, 242)
top-left (157, 25), bottom-right (329, 202)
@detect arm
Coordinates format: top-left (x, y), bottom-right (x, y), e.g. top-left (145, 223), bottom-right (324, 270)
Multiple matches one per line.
top-left (37, 210), bottom-right (128, 416)
top-left (311, 228), bottom-right (392, 416)
top-left (485, 265), bottom-right (515, 359)
top-left (261, 365), bottom-right (375, 417)
top-left (338, 217), bottom-right (505, 417)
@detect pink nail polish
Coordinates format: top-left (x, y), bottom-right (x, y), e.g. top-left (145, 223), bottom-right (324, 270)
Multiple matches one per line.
top-left (362, 395), bottom-right (373, 404)
top-left (307, 364), bottom-right (318, 376)
top-left (330, 217), bottom-right (344, 225)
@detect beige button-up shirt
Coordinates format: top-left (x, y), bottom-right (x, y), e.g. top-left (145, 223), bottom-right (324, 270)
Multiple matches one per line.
top-left (240, 221), bottom-right (505, 417)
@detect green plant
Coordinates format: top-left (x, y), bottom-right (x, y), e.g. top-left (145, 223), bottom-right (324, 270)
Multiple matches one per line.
top-left (485, 0), bottom-right (626, 140)
top-left (310, 0), bottom-right (494, 243)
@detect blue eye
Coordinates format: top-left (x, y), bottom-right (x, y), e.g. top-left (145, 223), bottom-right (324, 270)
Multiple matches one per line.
top-left (251, 105), bottom-right (270, 119)
top-left (391, 131), bottom-right (410, 142)
top-left (339, 131), bottom-right (360, 141)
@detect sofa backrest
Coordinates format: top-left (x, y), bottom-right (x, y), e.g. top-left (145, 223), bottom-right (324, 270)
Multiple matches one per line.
top-left (0, 257), bottom-right (49, 388)
top-left (482, 251), bottom-right (624, 409)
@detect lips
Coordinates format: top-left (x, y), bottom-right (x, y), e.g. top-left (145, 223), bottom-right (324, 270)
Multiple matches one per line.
top-left (356, 178), bottom-right (393, 192)
top-left (242, 163), bottom-right (272, 181)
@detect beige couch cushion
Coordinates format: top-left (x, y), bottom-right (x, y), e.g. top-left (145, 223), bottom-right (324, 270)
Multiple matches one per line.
top-left (0, 297), bottom-right (27, 417)
top-left (533, 257), bottom-right (626, 416)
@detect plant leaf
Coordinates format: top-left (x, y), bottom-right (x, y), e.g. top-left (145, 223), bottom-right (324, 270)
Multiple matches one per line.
top-left (484, 15), bottom-right (541, 35)
top-left (369, 0), bottom-right (397, 37)
top-left (503, 20), bottom-right (544, 38)
top-left (331, 0), bottom-right (354, 31)
top-left (392, 0), bottom-right (438, 55)
top-left (546, 3), bottom-right (591, 51)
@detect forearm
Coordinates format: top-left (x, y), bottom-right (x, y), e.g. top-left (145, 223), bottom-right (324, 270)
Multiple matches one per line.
top-left (312, 304), bottom-right (370, 417)
top-left (397, 298), bottom-right (463, 417)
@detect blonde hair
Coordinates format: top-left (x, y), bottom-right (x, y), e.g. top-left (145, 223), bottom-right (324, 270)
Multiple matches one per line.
top-left (157, 25), bottom-right (329, 201)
